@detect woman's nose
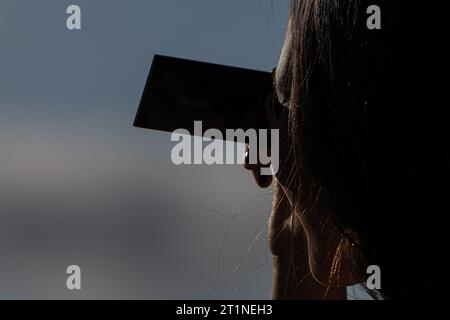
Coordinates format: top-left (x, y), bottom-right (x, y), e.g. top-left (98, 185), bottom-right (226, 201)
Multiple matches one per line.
top-left (243, 144), bottom-right (273, 188)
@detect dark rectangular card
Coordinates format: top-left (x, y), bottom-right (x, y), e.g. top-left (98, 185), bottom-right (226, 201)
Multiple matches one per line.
top-left (133, 55), bottom-right (274, 138)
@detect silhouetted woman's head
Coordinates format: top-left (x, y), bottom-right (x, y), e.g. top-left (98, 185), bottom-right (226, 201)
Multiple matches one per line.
top-left (270, 0), bottom-right (450, 299)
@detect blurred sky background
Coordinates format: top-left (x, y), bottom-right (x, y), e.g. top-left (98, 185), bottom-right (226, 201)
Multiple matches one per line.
top-left (0, 0), bottom-right (291, 299)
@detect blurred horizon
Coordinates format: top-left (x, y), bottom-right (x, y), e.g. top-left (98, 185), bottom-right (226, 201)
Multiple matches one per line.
top-left (0, 0), bottom-right (290, 299)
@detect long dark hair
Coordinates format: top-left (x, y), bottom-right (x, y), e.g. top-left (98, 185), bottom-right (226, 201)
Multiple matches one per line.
top-left (285, 0), bottom-right (450, 298)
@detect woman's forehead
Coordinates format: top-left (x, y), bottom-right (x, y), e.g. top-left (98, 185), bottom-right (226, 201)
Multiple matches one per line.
top-left (275, 19), bottom-right (293, 108)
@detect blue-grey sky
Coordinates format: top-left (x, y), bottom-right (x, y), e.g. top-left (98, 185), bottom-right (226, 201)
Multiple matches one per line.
top-left (0, 0), bottom-right (290, 299)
